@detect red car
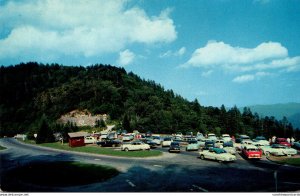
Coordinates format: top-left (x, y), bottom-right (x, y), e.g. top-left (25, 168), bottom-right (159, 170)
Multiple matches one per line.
top-left (275, 138), bottom-right (291, 147)
top-left (242, 145), bottom-right (262, 159)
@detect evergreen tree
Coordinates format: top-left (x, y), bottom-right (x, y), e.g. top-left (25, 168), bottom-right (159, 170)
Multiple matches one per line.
top-left (36, 116), bottom-right (55, 144)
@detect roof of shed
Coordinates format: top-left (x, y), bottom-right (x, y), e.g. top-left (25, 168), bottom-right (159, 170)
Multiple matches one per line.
top-left (68, 132), bottom-right (88, 138)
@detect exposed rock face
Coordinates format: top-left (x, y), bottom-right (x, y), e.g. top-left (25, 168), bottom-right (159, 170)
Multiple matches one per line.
top-left (57, 109), bottom-right (107, 127)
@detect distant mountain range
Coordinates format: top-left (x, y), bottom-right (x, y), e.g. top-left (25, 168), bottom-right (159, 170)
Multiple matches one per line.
top-left (242, 103), bottom-right (300, 129)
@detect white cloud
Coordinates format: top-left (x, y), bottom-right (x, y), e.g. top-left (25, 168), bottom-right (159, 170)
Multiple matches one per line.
top-left (232, 75), bottom-right (255, 83)
top-left (0, 0), bottom-right (177, 61)
top-left (183, 41), bottom-right (288, 68)
top-left (117, 49), bottom-right (135, 66)
top-left (232, 72), bottom-right (273, 83)
top-left (182, 41), bottom-right (300, 82)
top-left (201, 70), bottom-right (213, 77)
top-left (160, 47), bottom-right (186, 58)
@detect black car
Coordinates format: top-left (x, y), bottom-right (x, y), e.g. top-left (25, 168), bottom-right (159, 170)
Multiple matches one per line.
top-left (169, 142), bottom-right (181, 153)
top-left (96, 139), bottom-right (122, 147)
top-left (203, 141), bottom-right (215, 150)
top-left (144, 139), bottom-right (158, 149)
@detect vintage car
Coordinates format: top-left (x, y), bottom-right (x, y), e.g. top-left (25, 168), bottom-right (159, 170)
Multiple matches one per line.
top-left (293, 141), bottom-right (300, 150)
top-left (234, 140), bottom-right (254, 151)
top-left (84, 136), bottom-right (97, 144)
top-left (241, 145), bottom-right (262, 159)
top-left (152, 136), bottom-right (162, 145)
top-left (252, 136), bottom-right (270, 146)
top-left (162, 137), bottom-right (173, 147)
top-left (96, 139), bottom-right (121, 147)
top-left (169, 142), bottom-right (181, 153)
top-left (199, 147), bottom-right (236, 162)
top-left (186, 140), bottom-right (200, 151)
top-left (274, 138), bottom-right (291, 148)
top-left (221, 134), bottom-right (232, 142)
top-left (207, 133), bottom-right (217, 141)
top-left (223, 141), bottom-right (236, 155)
top-left (261, 144), bottom-right (297, 156)
top-left (122, 134), bottom-right (134, 142)
top-left (121, 141), bottom-right (150, 151)
top-left (199, 138), bottom-right (213, 147)
top-left (144, 139), bottom-right (159, 149)
top-left (215, 140), bottom-right (225, 148)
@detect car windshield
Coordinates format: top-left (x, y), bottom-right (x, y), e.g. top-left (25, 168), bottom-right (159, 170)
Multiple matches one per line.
top-left (171, 142), bottom-right (180, 146)
top-left (256, 136), bottom-right (266, 140)
top-left (248, 148), bottom-right (259, 152)
top-left (164, 138), bottom-right (172, 141)
top-left (189, 140), bottom-right (197, 144)
top-left (224, 142), bottom-right (233, 147)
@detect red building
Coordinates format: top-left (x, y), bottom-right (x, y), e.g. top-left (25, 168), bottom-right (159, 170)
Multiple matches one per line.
top-left (68, 132), bottom-right (88, 147)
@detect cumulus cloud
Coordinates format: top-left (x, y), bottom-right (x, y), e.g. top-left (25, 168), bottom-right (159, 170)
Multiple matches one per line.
top-left (0, 0), bottom-right (177, 61)
top-left (182, 41), bottom-right (300, 82)
top-left (117, 49), bottom-right (135, 66)
top-left (183, 41), bottom-right (288, 68)
top-left (160, 47), bottom-right (186, 58)
top-left (232, 72), bottom-right (273, 83)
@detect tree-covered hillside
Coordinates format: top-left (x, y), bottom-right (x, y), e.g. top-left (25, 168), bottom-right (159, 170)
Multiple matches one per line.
top-left (0, 62), bottom-right (298, 139)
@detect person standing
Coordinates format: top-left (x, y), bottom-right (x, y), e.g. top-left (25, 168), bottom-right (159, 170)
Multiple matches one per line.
top-left (291, 137), bottom-right (295, 145)
top-left (287, 137), bottom-right (291, 144)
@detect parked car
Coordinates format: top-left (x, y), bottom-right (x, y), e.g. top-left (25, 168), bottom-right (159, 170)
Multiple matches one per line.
top-left (223, 141), bottom-right (236, 155)
top-left (173, 136), bottom-right (183, 142)
top-left (252, 136), bottom-right (270, 146)
top-left (203, 140), bottom-right (215, 150)
top-left (241, 145), bottom-right (262, 159)
top-left (121, 141), bottom-right (150, 151)
top-left (293, 141), bottom-right (300, 150)
top-left (261, 144), bottom-right (297, 156)
top-left (199, 138), bottom-right (213, 147)
top-left (96, 139), bottom-right (121, 147)
top-left (186, 140), bottom-right (200, 151)
top-left (207, 133), bottom-right (217, 141)
top-left (221, 134), bottom-right (232, 142)
top-left (84, 136), bottom-right (97, 144)
top-left (162, 137), bottom-right (173, 147)
top-left (196, 133), bottom-right (204, 141)
top-left (235, 140), bottom-right (254, 151)
top-left (152, 136), bottom-right (162, 145)
top-left (199, 147), bottom-right (236, 162)
top-left (122, 134), bottom-right (134, 142)
top-left (235, 135), bottom-right (251, 144)
top-left (215, 140), bottom-right (225, 148)
top-left (169, 142), bottom-right (181, 153)
top-left (274, 138), bottom-right (291, 148)
top-left (144, 139), bottom-right (159, 149)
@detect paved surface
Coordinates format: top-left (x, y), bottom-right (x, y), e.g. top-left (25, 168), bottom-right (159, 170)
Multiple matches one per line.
top-left (1, 138), bottom-right (300, 192)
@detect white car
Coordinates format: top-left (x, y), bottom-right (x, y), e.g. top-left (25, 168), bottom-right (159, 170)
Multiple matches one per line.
top-left (84, 136), bottom-right (97, 144)
top-left (122, 134), bottom-right (134, 141)
top-left (215, 140), bottom-right (224, 148)
top-left (162, 137), bottom-right (173, 147)
top-left (223, 141), bottom-right (236, 155)
top-left (121, 141), bottom-right (150, 151)
top-left (199, 148), bottom-right (237, 162)
top-left (207, 133), bottom-right (217, 141)
top-left (221, 134), bottom-right (232, 142)
top-left (261, 144), bottom-right (297, 156)
top-left (234, 140), bottom-right (254, 150)
top-left (152, 136), bottom-right (162, 145)
top-left (252, 136), bottom-right (269, 146)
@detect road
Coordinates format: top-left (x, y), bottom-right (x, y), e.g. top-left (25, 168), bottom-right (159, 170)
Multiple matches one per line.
top-left (1, 138), bottom-right (300, 192)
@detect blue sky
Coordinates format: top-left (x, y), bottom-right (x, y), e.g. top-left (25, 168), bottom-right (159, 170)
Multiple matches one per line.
top-left (1, 0), bottom-right (300, 107)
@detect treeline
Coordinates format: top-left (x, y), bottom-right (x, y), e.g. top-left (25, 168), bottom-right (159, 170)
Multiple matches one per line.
top-left (0, 62), bottom-right (299, 139)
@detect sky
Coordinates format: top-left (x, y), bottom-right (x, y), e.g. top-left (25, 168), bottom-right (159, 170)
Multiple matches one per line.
top-left (1, 0), bottom-right (300, 107)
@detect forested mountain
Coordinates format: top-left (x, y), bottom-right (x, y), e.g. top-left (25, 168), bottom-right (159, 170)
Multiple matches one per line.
top-left (0, 62), bottom-right (298, 139)
top-left (244, 103), bottom-right (300, 129)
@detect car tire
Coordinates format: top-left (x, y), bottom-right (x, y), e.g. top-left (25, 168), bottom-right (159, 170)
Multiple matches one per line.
top-left (124, 148), bottom-right (129, 152)
top-left (200, 155), bottom-right (205, 160)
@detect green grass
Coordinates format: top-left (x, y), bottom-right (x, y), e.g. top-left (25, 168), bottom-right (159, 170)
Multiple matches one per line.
top-left (23, 139), bottom-right (162, 157)
top-left (0, 145), bottom-right (7, 150)
top-left (1, 161), bottom-right (119, 191)
top-left (270, 157), bottom-right (300, 166)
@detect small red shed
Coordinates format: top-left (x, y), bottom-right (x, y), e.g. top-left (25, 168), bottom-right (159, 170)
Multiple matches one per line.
top-left (68, 132), bottom-right (88, 147)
